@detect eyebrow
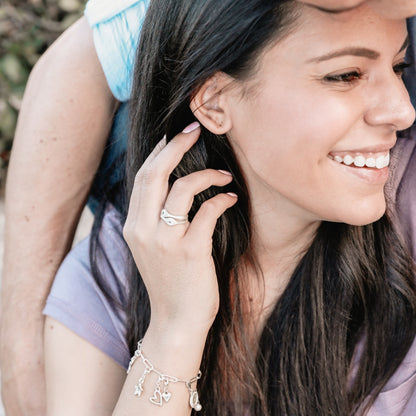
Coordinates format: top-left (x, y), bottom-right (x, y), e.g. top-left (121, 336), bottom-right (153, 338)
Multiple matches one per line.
top-left (307, 36), bottom-right (409, 63)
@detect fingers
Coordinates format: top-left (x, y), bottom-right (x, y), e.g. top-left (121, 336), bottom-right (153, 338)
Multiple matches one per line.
top-left (126, 121), bottom-right (238, 247)
top-left (186, 192), bottom-right (238, 246)
top-left (162, 169), bottom-right (233, 223)
top-left (127, 123), bottom-right (201, 227)
top-left (151, 123), bottom-right (201, 182)
top-left (144, 135), bottom-right (167, 165)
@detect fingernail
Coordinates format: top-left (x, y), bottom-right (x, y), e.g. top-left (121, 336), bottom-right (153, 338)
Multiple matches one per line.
top-left (182, 121), bottom-right (200, 133)
top-left (227, 192), bottom-right (238, 198)
top-left (218, 169), bottom-right (232, 176)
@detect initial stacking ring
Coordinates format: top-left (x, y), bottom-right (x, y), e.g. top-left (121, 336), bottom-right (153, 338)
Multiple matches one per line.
top-left (160, 208), bottom-right (188, 226)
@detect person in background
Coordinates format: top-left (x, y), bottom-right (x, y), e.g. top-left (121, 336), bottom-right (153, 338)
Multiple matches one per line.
top-left (1, 0), bottom-right (416, 414)
top-left (0, 2), bottom-right (148, 414)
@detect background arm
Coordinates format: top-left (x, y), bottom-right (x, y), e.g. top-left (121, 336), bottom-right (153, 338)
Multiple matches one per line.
top-left (0, 16), bottom-right (118, 415)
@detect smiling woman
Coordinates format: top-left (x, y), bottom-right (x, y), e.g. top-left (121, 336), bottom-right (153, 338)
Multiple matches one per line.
top-left (43, 1), bottom-right (416, 415)
top-left (209, 5), bottom-right (414, 229)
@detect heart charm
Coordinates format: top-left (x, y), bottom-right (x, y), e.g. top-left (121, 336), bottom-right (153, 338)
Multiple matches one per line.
top-left (162, 391), bottom-right (172, 402)
top-left (149, 390), bottom-right (163, 406)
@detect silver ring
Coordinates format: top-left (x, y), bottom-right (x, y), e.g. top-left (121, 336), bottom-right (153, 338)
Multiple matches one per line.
top-left (160, 208), bottom-right (188, 226)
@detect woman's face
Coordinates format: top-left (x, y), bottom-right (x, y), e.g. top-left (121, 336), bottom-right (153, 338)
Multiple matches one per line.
top-left (226, 4), bottom-right (415, 227)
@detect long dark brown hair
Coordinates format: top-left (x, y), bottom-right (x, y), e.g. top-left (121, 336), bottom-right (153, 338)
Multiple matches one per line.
top-left (91, 0), bottom-right (416, 414)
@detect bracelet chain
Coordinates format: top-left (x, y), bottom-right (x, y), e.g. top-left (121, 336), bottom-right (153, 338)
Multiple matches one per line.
top-left (127, 339), bottom-right (202, 411)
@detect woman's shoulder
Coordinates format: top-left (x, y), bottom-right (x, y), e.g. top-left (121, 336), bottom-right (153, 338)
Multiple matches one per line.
top-left (390, 126), bottom-right (416, 259)
top-left (367, 336), bottom-right (416, 415)
top-left (387, 127), bottom-right (416, 201)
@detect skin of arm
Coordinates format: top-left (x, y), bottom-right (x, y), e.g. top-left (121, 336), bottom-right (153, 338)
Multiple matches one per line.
top-left (44, 317), bottom-right (206, 416)
top-left (0, 16), bottom-right (118, 415)
top-left (44, 318), bottom-right (126, 416)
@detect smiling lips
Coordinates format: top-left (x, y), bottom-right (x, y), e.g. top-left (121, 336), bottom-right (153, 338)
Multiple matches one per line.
top-left (329, 152), bottom-right (390, 170)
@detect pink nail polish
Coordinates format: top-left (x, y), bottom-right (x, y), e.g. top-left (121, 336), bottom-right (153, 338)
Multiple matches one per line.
top-left (227, 192), bottom-right (238, 198)
top-left (182, 121), bottom-right (200, 133)
top-left (218, 170), bottom-right (232, 176)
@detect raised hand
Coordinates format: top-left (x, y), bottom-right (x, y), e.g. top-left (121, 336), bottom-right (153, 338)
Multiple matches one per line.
top-left (123, 122), bottom-right (238, 339)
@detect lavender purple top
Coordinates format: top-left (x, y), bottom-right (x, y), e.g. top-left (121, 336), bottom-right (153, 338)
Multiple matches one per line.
top-left (44, 206), bottom-right (131, 368)
top-left (44, 130), bottom-right (416, 414)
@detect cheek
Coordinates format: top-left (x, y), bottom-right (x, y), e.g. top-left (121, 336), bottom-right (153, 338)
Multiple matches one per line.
top-left (250, 87), bottom-right (363, 157)
top-left (293, 90), bottom-right (362, 136)
top-left (229, 86), bottom-right (364, 181)
top-left (370, 0), bottom-right (416, 18)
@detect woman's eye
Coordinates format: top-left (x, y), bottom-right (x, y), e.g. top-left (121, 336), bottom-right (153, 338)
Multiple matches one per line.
top-left (393, 61), bottom-right (412, 77)
top-left (324, 71), bottom-right (362, 84)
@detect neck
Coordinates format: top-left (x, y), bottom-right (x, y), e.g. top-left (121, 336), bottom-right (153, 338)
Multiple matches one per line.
top-left (244, 193), bottom-right (321, 327)
top-left (250, 193), bottom-right (320, 275)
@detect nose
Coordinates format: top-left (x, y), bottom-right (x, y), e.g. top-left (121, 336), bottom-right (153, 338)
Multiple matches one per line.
top-left (364, 73), bottom-right (416, 131)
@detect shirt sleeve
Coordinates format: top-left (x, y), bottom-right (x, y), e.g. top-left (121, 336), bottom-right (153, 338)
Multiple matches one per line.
top-left (405, 17), bottom-right (416, 110)
top-left (84, 0), bottom-right (150, 101)
top-left (393, 129), bottom-right (416, 262)
top-left (43, 206), bottom-right (131, 369)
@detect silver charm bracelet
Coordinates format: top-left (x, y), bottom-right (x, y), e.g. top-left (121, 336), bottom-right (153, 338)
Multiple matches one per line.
top-left (127, 340), bottom-right (202, 411)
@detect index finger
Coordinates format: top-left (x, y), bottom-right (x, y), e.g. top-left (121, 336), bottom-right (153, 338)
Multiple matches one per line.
top-left (128, 122), bottom-right (201, 226)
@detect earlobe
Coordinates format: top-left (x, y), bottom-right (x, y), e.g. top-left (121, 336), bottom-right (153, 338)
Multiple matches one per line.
top-left (190, 72), bottom-right (233, 135)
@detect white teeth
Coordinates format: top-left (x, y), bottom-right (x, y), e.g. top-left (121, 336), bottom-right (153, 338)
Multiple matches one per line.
top-left (331, 152), bottom-right (390, 169)
top-left (375, 155), bottom-right (385, 169)
top-left (365, 158), bottom-right (376, 168)
top-left (344, 155), bottom-right (354, 165)
top-left (353, 156), bottom-right (365, 167)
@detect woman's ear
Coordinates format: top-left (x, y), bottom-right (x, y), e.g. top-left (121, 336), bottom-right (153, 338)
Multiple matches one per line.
top-left (190, 72), bottom-right (234, 134)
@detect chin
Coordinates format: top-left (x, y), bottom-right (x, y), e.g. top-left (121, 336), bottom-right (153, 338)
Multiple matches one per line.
top-left (341, 199), bottom-right (387, 227)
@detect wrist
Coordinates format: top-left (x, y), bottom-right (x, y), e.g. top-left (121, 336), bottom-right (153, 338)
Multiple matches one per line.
top-left (149, 309), bottom-right (216, 339)
top-left (141, 324), bottom-right (208, 380)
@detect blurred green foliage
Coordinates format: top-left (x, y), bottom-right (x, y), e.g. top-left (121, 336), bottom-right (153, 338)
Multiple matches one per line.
top-left (0, 0), bottom-right (86, 187)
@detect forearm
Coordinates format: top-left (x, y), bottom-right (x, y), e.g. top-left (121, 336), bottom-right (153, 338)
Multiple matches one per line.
top-left (1, 15), bottom-right (117, 314)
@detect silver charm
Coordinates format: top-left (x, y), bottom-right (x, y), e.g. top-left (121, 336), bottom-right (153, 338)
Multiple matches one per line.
top-left (133, 362), bottom-right (152, 397)
top-left (162, 379), bottom-right (172, 402)
top-left (128, 340), bottom-right (202, 411)
top-left (149, 389), bottom-right (163, 406)
top-left (187, 382), bottom-right (202, 412)
top-left (134, 384), bottom-right (143, 397)
top-left (149, 376), bottom-right (164, 406)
